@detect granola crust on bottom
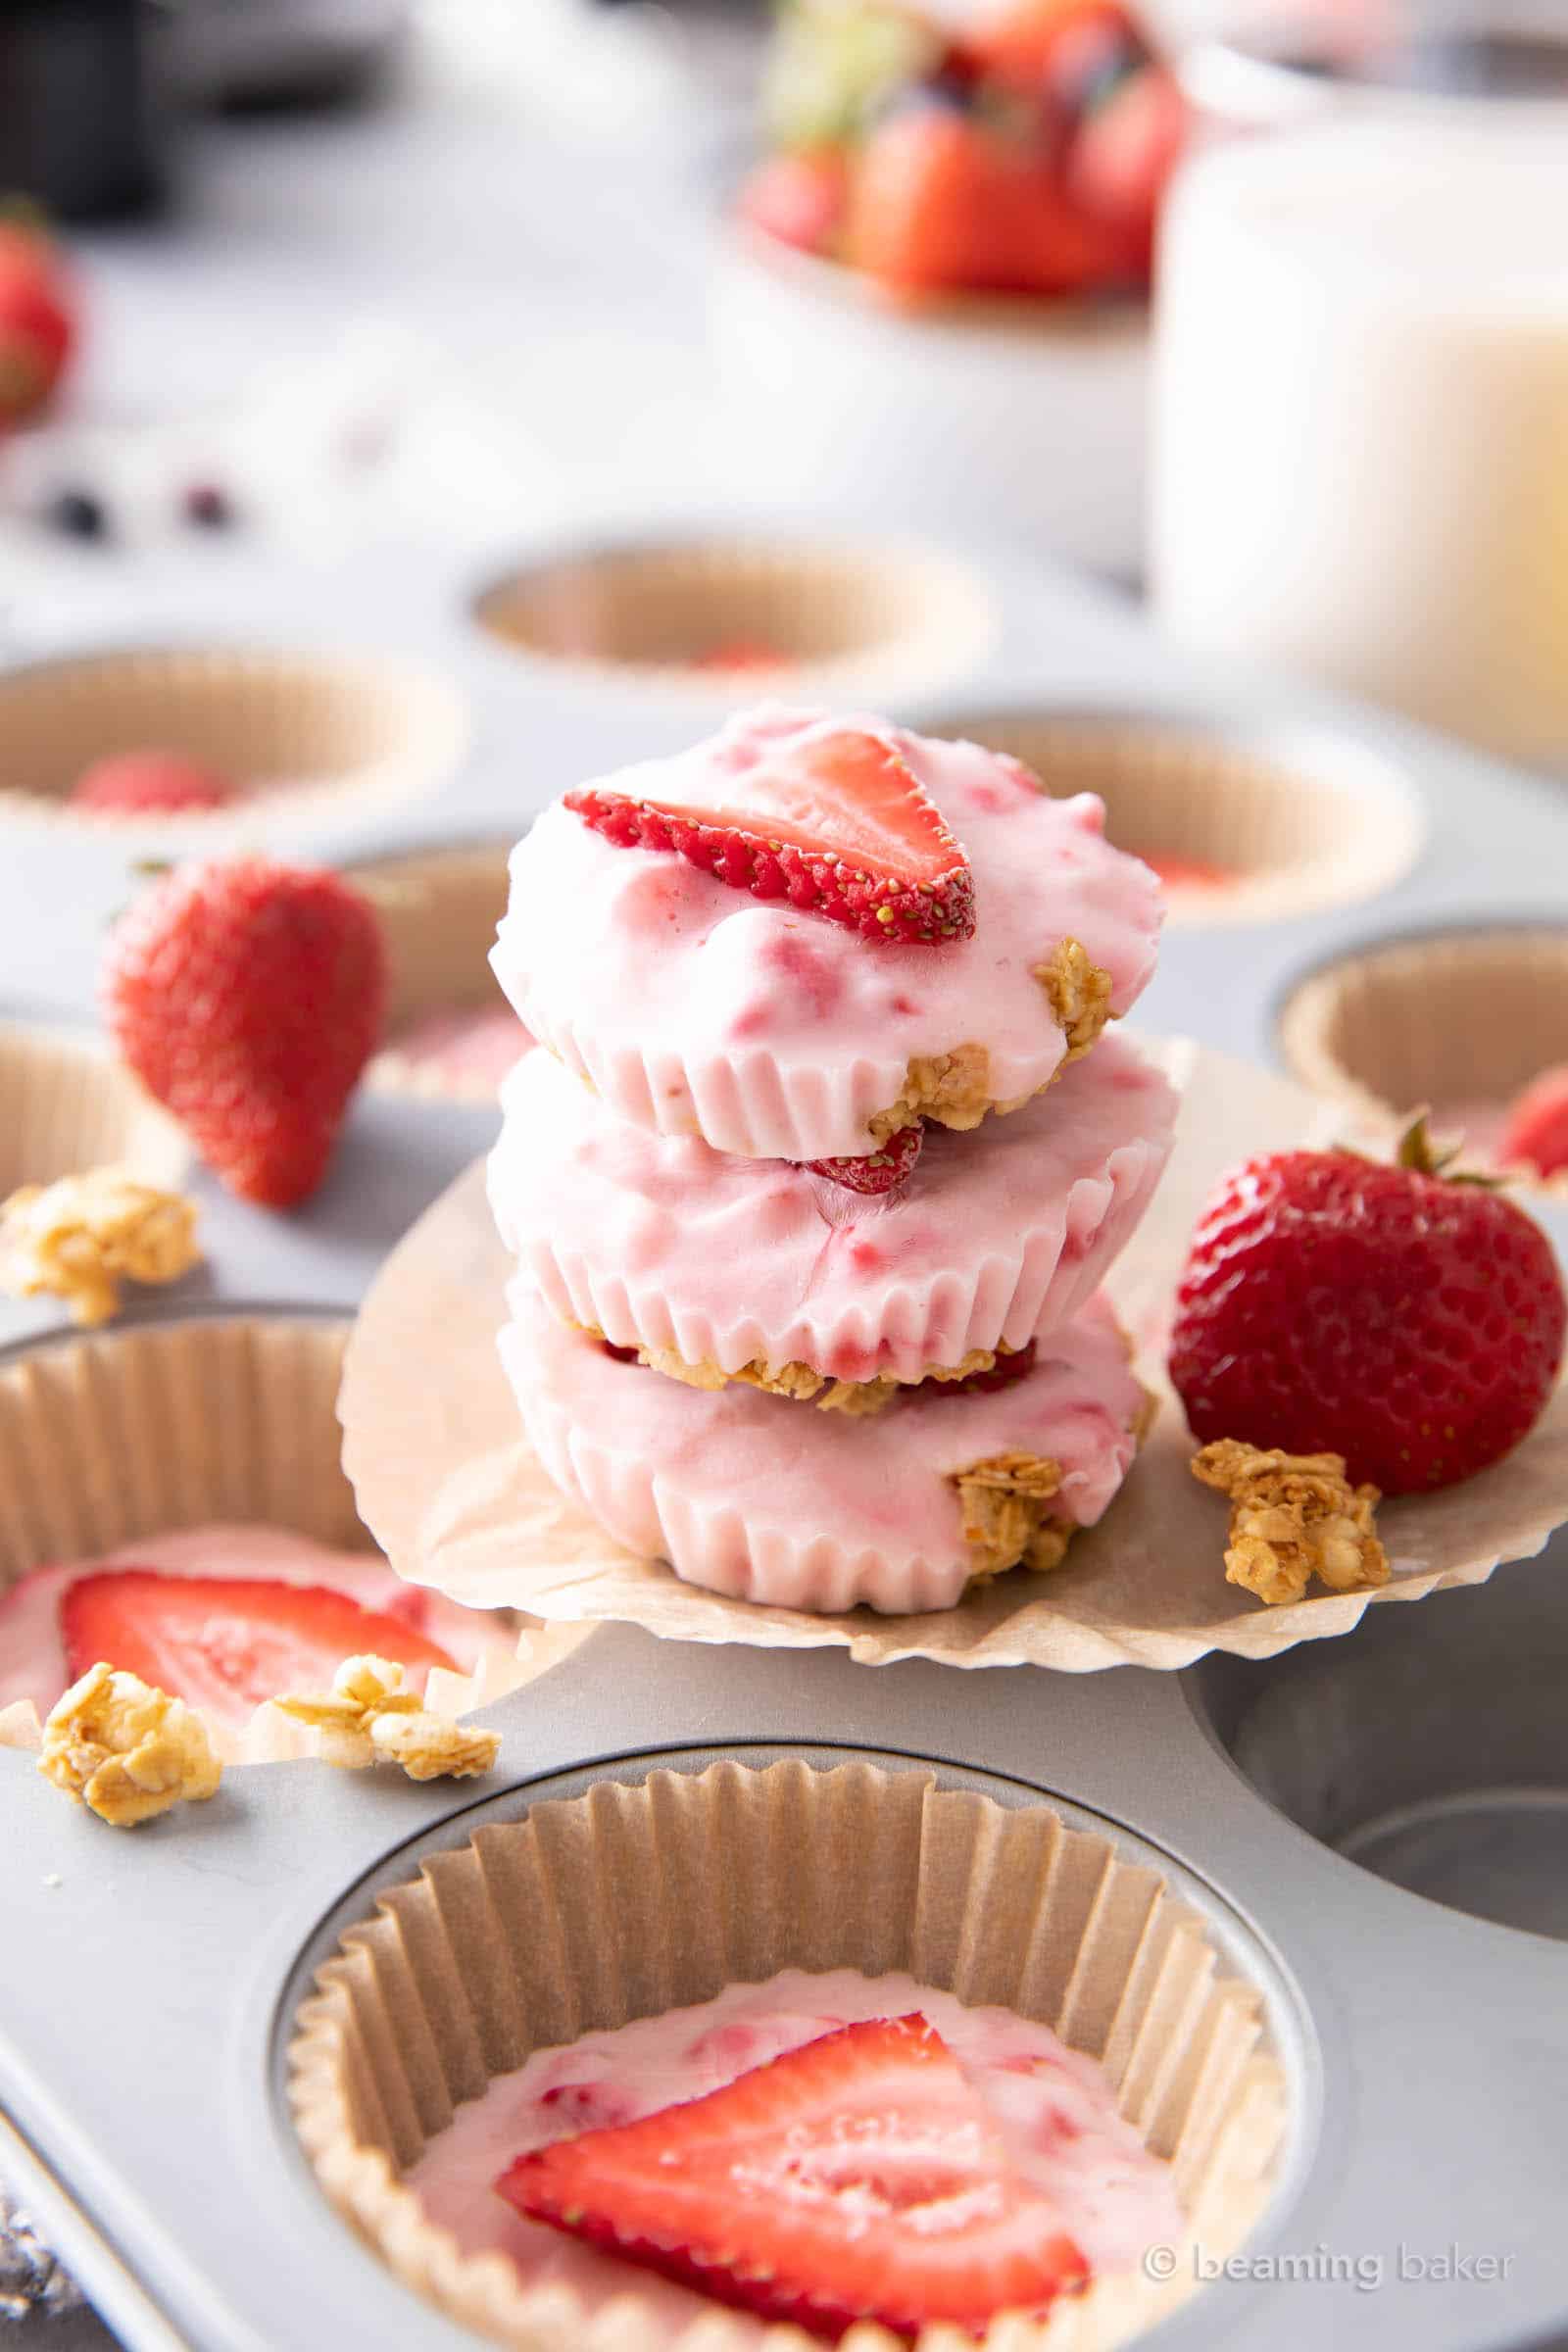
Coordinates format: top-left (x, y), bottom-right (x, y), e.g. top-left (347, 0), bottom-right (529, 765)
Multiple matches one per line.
top-left (954, 1371), bottom-right (1156, 1588)
top-left (586, 1324), bottom-right (1003, 1415)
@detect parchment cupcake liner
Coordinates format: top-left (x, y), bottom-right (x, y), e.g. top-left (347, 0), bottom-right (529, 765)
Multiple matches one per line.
top-left (488, 1032), bottom-right (1176, 1386)
top-left (341, 1036), bottom-right (1568, 1669)
top-left (0, 649), bottom-right (468, 847)
top-left (471, 536), bottom-right (995, 705)
top-left (0, 1021), bottom-right (188, 1199)
top-left (0, 1313), bottom-right (576, 1764)
top-left (347, 841), bottom-right (521, 1105)
top-left (1278, 927), bottom-right (1568, 1183)
top-left (288, 1757), bottom-right (1290, 2352)
top-left (932, 712), bottom-right (1425, 927)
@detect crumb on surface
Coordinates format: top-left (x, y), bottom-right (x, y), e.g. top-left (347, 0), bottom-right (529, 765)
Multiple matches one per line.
top-left (1032, 937), bottom-right (1114, 1064)
top-left (1192, 1439), bottom-right (1390, 1606)
top-left (38, 1662), bottom-right (222, 1826)
top-left (272, 1654), bottom-right (500, 1781)
top-left (0, 1168), bottom-right (200, 1326)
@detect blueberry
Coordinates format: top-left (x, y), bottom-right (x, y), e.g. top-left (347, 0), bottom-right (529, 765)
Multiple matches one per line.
top-left (45, 487), bottom-right (108, 541)
top-left (182, 482), bottom-right (234, 530)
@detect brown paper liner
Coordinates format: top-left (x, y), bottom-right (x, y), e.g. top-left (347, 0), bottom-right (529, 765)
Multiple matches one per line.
top-left (1278, 927), bottom-right (1568, 1186)
top-left (0, 1313), bottom-right (581, 1763)
top-left (472, 537), bottom-right (995, 704)
top-left (347, 842), bottom-right (517, 1105)
top-left (0, 650), bottom-right (467, 844)
top-left (0, 1022), bottom-right (188, 1199)
top-left (340, 1035), bottom-right (1568, 1669)
top-left (288, 1757), bottom-right (1289, 2352)
top-left (936, 713), bottom-right (1424, 928)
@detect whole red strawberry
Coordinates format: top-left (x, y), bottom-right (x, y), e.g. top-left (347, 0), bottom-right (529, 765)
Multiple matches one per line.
top-left (1169, 1121), bottom-right (1566, 1494)
top-left (0, 222), bottom-right (75, 424)
top-left (102, 858), bottom-right (386, 1208)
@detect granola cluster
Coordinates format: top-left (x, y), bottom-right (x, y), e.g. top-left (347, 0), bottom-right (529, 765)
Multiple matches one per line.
top-left (1192, 1439), bottom-right (1390, 1606)
top-left (272, 1654), bottom-right (500, 1781)
top-left (0, 1168), bottom-right (200, 1326)
top-left (1032, 936), bottom-right (1114, 1064)
top-left (39, 1663), bottom-right (222, 1826)
top-left (867, 1042), bottom-right (995, 1143)
top-left (953, 1450), bottom-right (1069, 1583)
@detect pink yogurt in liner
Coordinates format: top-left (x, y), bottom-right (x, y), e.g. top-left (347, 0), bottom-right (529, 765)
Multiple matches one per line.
top-left (406, 1966), bottom-right (1184, 2347)
top-left (489, 1029), bottom-right (1175, 1386)
top-left (0, 1524), bottom-right (521, 1754)
top-left (500, 1284), bottom-right (1146, 1614)
top-left (383, 1003), bottom-right (529, 1095)
top-left (491, 709), bottom-right (1164, 1162)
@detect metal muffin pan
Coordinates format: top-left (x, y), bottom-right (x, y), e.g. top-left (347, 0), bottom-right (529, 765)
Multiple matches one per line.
top-left (1, 526), bottom-right (1566, 2351)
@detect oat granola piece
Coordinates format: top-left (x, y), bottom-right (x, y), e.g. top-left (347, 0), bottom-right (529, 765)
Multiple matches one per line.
top-left (272, 1653), bottom-right (500, 1782)
top-left (953, 1451), bottom-right (1066, 1583)
top-left (868, 1043), bottom-right (994, 1143)
top-left (1192, 1439), bottom-right (1390, 1607)
top-left (0, 1168), bottom-right (200, 1326)
top-left (1032, 938), bottom-right (1114, 1064)
top-left (39, 1662), bottom-right (222, 1826)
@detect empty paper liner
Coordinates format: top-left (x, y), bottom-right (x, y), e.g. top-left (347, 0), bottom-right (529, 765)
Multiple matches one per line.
top-left (0, 1313), bottom-right (577, 1763)
top-left (1278, 926), bottom-right (1568, 1183)
top-left (349, 840), bottom-right (522, 1105)
top-left (288, 1756), bottom-right (1290, 2352)
top-left (472, 535), bottom-right (994, 703)
top-left (0, 1021), bottom-right (188, 1199)
top-left (0, 648), bottom-right (467, 845)
top-left (340, 1036), bottom-right (1568, 1670)
top-left (933, 712), bottom-right (1424, 927)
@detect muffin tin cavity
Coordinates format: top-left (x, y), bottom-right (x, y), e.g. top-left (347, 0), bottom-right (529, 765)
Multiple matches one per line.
top-left (471, 534), bottom-right (995, 702)
top-left (1278, 926), bottom-right (1568, 1174)
top-left (926, 710), bottom-right (1425, 927)
top-left (346, 840), bottom-right (519, 1105)
top-left (1188, 1541), bottom-right (1568, 1940)
top-left (288, 1750), bottom-right (1294, 2352)
top-left (0, 1020), bottom-right (187, 1198)
top-left (0, 649), bottom-right (467, 844)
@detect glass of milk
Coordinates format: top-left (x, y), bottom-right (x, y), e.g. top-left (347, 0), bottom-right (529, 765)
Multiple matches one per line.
top-left (1150, 111), bottom-right (1568, 770)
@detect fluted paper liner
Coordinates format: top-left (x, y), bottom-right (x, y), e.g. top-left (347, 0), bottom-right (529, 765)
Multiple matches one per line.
top-left (0, 1021), bottom-right (188, 1198)
top-left (288, 1758), bottom-right (1290, 2351)
top-left (1279, 927), bottom-right (1568, 1187)
top-left (340, 1036), bottom-right (1568, 1669)
top-left (350, 841), bottom-right (518, 1105)
top-left (473, 537), bottom-right (995, 705)
top-left (939, 713), bottom-right (1424, 928)
top-left (0, 649), bottom-right (467, 846)
top-left (0, 1314), bottom-right (580, 1763)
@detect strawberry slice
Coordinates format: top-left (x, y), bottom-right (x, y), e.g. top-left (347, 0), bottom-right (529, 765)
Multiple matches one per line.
top-left (497, 2012), bottom-right (1088, 2342)
top-left (61, 1571), bottom-right (459, 1726)
top-left (1499, 1064), bottom-right (1568, 1179)
top-left (806, 1122), bottom-right (923, 1194)
top-left (566, 728), bottom-right (974, 946)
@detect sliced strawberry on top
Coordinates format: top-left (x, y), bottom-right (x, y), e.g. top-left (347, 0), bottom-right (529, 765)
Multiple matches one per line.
top-left (566, 727), bottom-right (974, 946)
top-left (61, 1571), bottom-right (459, 1729)
top-left (1498, 1064), bottom-right (1568, 1179)
top-left (497, 2012), bottom-right (1089, 2342)
top-left (806, 1121), bottom-right (923, 1194)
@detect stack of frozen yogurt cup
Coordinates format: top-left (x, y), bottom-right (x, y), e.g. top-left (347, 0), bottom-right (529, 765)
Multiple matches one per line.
top-left (487, 706), bottom-right (1177, 1617)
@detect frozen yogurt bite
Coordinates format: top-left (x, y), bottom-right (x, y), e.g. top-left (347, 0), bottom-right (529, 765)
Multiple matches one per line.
top-left (501, 1284), bottom-right (1149, 1613)
top-left (492, 708), bottom-right (1163, 1163)
top-left (490, 1028), bottom-right (1175, 1400)
top-left (408, 1967), bottom-right (1183, 2345)
top-left (0, 1524), bottom-right (516, 1745)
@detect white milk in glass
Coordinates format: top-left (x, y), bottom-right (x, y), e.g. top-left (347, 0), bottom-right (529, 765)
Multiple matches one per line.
top-left (1151, 119), bottom-right (1568, 768)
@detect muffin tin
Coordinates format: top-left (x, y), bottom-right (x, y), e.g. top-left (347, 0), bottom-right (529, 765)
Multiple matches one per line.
top-left (2, 526), bottom-right (1567, 2351)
